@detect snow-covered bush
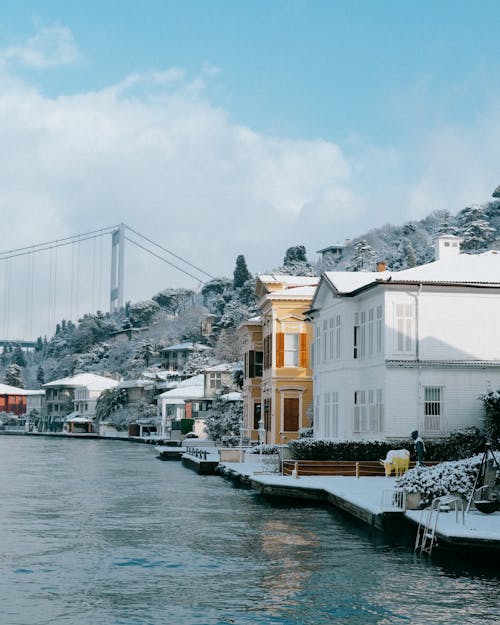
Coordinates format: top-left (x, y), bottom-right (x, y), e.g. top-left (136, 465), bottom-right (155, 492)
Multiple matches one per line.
top-left (289, 430), bottom-right (485, 461)
top-left (481, 390), bottom-right (500, 441)
top-left (394, 454), bottom-right (498, 504)
top-left (249, 444), bottom-right (280, 455)
top-left (204, 395), bottom-right (245, 446)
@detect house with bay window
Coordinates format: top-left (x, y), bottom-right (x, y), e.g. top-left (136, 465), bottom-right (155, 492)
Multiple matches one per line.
top-left (310, 235), bottom-right (500, 441)
top-left (239, 275), bottom-right (318, 444)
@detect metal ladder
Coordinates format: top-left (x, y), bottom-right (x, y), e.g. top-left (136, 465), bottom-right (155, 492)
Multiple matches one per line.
top-left (414, 495), bottom-right (464, 555)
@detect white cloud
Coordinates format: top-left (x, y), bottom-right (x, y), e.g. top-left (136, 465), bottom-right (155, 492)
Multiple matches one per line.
top-left (0, 67), bottom-right (360, 338)
top-left (1, 61), bottom-right (499, 340)
top-left (0, 24), bottom-right (80, 68)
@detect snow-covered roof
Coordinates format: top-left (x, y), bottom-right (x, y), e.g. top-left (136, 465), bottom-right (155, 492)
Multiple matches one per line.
top-left (118, 379), bottom-right (155, 389)
top-left (157, 382), bottom-right (205, 402)
top-left (204, 363), bottom-right (235, 373)
top-left (0, 383), bottom-right (44, 396)
top-left (161, 342), bottom-right (211, 352)
top-left (220, 391), bottom-right (242, 401)
top-left (43, 373), bottom-right (119, 391)
top-left (177, 374), bottom-right (204, 388)
top-left (387, 250), bottom-right (500, 285)
top-left (65, 413), bottom-right (92, 423)
top-left (323, 251), bottom-right (500, 295)
top-left (268, 284), bottom-right (319, 299)
top-left (323, 271), bottom-right (390, 294)
top-left (257, 274), bottom-right (318, 285)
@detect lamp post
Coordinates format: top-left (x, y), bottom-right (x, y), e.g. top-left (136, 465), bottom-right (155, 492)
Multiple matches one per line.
top-left (239, 416), bottom-right (245, 463)
top-left (280, 432), bottom-right (287, 475)
top-left (258, 417), bottom-right (266, 470)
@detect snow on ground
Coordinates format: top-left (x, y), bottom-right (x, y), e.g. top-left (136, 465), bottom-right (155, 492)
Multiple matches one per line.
top-left (221, 462), bottom-right (500, 541)
top-left (405, 509), bottom-right (500, 540)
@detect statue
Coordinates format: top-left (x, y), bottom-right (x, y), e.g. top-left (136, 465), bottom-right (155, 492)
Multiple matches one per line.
top-left (411, 430), bottom-right (425, 466)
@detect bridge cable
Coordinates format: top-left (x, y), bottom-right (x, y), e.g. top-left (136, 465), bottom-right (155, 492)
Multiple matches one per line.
top-left (124, 224), bottom-right (216, 280)
top-left (125, 236), bottom-right (208, 284)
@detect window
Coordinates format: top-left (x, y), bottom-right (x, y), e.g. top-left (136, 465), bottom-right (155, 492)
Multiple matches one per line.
top-left (247, 351), bottom-right (263, 378)
top-left (322, 320), bottom-right (328, 363)
top-left (324, 391), bottom-right (339, 438)
top-left (329, 318), bottom-right (335, 360)
top-left (335, 315), bottom-right (341, 359)
top-left (283, 397), bottom-right (299, 431)
top-left (395, 303), bottom-right (414, 352)
top-left (353, 390), bottom-right (366, 432)
top-left (209, 372), bottom-right (222, 389)
top-left (354, 312), bottom-right (365, 359)
top-left (264, 336), bottom-right (272, 369)
top-left (253, 403), bottom-right (262, 430)
top-left (284, 334), bottom-right (299, 367)
top-left (354, 389), bottom-right (383, 434)
top-left (424, 387), bottom-right (442, 431)
top-left (376, 305), bottom-right (383, 353)
top-left (264, 398), bottom-right (271, 432)
top-left (368, 308), bottom-right (374, 355)
top-left (354, 313), bottom-right (359, 359)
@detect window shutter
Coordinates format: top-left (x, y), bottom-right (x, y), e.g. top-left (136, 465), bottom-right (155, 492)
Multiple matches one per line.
top-left (276, 333), bottom-right (284, 368)
top-left (299, 333), bottom-right (307, 367)
top-left (249, 350), bottom-right (255, 378)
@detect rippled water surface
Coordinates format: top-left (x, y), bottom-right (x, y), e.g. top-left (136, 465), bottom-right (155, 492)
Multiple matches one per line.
top-left (1, 437), bottom-right (499, 625)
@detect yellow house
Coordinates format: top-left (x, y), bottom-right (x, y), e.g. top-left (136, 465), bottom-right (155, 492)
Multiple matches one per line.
top-left (239, 275), bottom-right (318, 445)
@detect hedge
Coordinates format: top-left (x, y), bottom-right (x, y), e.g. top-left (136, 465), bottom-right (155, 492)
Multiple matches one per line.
top-left (288, 429), bottom-right (485, 462)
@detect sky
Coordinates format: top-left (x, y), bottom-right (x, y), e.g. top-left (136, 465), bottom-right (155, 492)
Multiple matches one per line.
top-left (1, 0), bottom-right (500, 338)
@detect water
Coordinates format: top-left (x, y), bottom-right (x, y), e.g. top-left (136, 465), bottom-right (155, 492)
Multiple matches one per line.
top-left (0, 437), bottom-right (499, 625)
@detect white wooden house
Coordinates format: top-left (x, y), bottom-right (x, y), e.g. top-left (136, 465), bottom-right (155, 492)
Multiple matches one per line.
top-left (310, 236), bottom-right (500, 441)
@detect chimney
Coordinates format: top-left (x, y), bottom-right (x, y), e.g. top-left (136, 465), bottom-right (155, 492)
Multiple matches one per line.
top-left (435, 234), bottom-right (462, 261)
top-left (377, 261), bottom-right (387, 272)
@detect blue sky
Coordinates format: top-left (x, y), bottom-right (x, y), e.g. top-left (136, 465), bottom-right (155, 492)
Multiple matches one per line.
top-left (1, 1), bottom-right (500, 334)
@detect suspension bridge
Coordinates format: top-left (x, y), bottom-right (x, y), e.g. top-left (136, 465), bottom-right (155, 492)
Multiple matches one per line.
top-left (0, 223), bottom-right (215, 344)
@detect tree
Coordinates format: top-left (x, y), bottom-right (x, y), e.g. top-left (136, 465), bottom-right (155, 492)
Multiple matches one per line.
top-left (284, 245), bottom-right (307, 265)
top-left (458, 205), bottom-right (496, 252)
top-left (11, 346), bottom-right (27, 368)
top-left (36, 365), bottom-right (45, 386)
top-left (95, 387), bottom-right (128, 422)
top-left (204, 395), bottom-right (243, 446)
top-left (233, 255), bottom-right (251, 288)
top-left (4, 364), bottom-right (23, 388)
top-left (127, 300), bottom-right (161, 327)
top-left (152, 288), bottom-right (194, 316)
top-left (347, 239), bottom-right (377, 271)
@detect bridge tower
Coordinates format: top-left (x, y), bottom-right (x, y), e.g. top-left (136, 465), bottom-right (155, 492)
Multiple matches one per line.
top-left (110, 223), bottom-right (125, 313)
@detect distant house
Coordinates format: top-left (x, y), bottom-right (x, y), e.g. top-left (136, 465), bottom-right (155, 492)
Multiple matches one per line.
top-left (157, 374), bottom-right (206, 439)
top-left (203, 363), bottom-right (237, 397)
top-left (239, 275), bottom-right (318, 444)
top-left (0, 383), bottom-right (44, 427)
top-left (42, 373), bottom-right (119, 432)
top-left (160, 342), bottom-right (211, 372)
top-left (310, 235), bottom-right (500, 441)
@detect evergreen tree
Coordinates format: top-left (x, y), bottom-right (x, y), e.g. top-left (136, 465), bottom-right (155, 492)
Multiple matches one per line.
top-left (233, 255), bottom-right (251, 288)
top-left (11, 346), bottom-right (26, 368)
top-left (284, 245), bottom-right (307, 266)
top-left (4, 364), bottom-right (23, 388)
top-left (36, 365), bottom-right (45, 386)
top-left (458, 205), bottom-right (496, 251)
top-left (347, 239), bottom-right (377, 271)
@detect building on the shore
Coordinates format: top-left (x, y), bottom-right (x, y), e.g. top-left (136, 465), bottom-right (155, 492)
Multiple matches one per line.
top-left (160, 342), bottom-right (212, 372)
top-left (310, 235), bottom-right (500, 440)
top-left (41, 373), bottom-right (119, 432)
top-left (157, 374), bottom-right (206, 440)
top-left (0, 383), bottom-right (44, 417)
top-left (239, 275), bottom-right (318, 445)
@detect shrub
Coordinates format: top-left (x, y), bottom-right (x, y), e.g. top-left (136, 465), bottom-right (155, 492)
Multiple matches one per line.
top-left (288, 429), bottom-right (485, 462)
top-left (394, 454), bottom-right (498, 504)
top-left (180, 418), bottom-right (195, 435)
top-left (481, 390), bottom-right (500, 442)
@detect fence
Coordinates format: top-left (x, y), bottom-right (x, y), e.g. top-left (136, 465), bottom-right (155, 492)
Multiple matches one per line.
top-left (282, 460), bottom-right (438, 477)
